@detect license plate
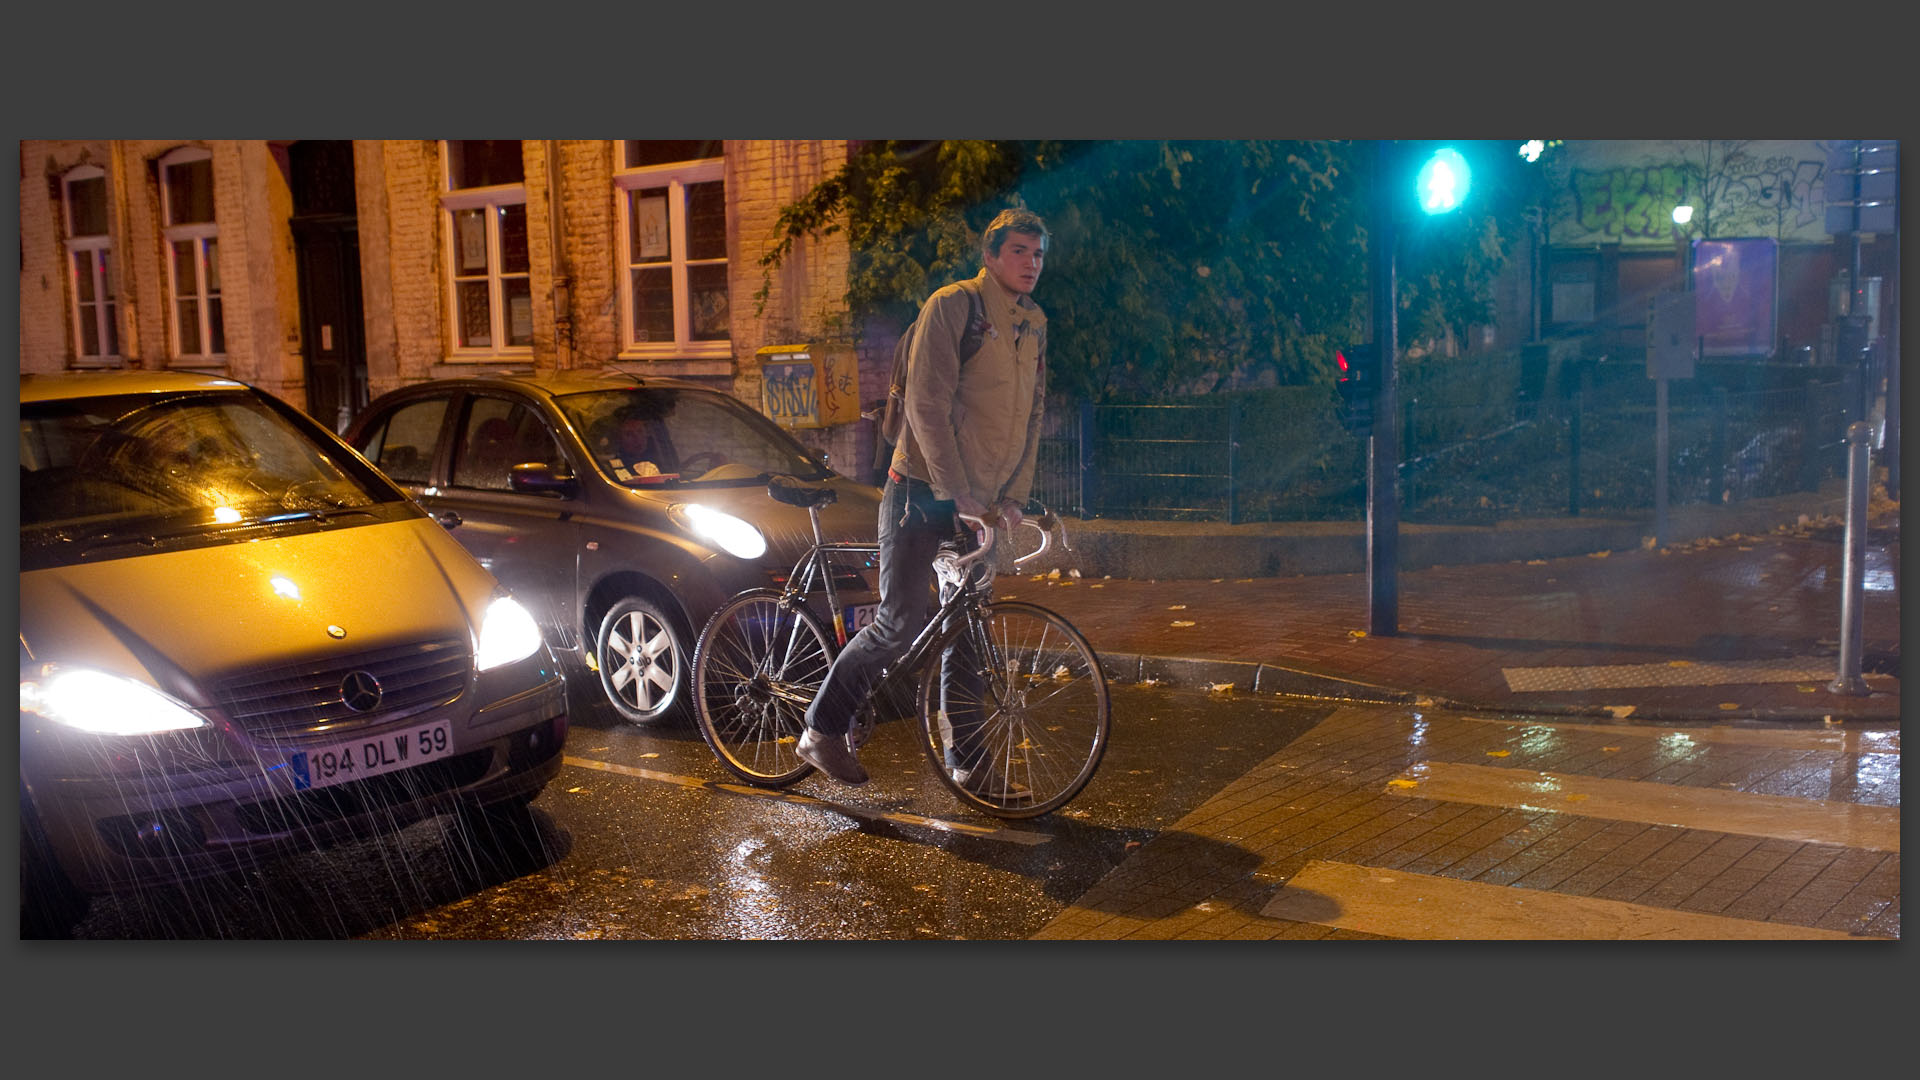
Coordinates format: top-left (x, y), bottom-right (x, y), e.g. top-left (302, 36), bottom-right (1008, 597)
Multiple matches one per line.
top-left (846, 603), bottom-right (878, 634)
top-left (289, 719), bottom-right (455, 791)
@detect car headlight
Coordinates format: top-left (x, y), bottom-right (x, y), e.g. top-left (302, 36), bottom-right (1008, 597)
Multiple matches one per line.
top-left (675, 503), bottom-right (767, 560)
top-left (19, 665), bottom-right (210, 735)
top-left (474, 595), bottom-right (544, 672)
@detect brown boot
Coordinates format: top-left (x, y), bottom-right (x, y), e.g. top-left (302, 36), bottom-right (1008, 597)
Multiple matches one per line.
top-left (797, 728), bottom-right (868, 785)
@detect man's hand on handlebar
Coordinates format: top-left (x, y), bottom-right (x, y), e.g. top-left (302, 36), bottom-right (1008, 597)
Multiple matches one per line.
top-left (993, 498), bottom-right (1024, 531)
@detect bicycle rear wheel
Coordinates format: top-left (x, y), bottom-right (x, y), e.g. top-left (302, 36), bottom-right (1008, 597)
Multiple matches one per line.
top-left (693, 589), bottom-right (834, 786)
top-left (917, 600), bottom-right (1111, 818)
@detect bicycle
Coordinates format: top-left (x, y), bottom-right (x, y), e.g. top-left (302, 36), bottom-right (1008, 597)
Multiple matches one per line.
top-left (691, 475), bottom-right (1111, 819)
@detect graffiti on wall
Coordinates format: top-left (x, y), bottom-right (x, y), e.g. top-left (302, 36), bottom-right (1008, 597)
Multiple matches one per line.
top-left (1561, 143), bottom-right (1832, 246)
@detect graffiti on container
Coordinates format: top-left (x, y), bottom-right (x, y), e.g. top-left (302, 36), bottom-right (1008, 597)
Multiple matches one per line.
top-left (1568, 156), bottom-right (1828, 241)
top-left (764, 364), bottom-right (819, 426)
top-left (821, 366), bottom-right (856, 422)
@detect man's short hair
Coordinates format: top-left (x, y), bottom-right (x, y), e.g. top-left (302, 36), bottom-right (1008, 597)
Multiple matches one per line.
top-left (983, 208), bottom-right (1049, 258)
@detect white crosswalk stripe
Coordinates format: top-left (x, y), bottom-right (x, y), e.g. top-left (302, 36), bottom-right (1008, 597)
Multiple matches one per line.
top-left (1382, 760), bottom-right (1899, 851)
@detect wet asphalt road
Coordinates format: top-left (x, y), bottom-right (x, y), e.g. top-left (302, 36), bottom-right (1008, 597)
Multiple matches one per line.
top-left (62, 684), bottom-right (1336, 940)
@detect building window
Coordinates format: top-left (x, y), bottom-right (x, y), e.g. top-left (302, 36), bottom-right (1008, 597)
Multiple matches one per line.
top-left (159, 147), bottom-right (224, 360)
top-left (441, 140), bottom-right (531, 356)
top-left (615, 141), bottom-right (729, 356)
top-left (62, 165), bottom-right (119, 362)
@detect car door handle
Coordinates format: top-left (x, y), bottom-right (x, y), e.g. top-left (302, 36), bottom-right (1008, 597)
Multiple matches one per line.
top-left (436, 511), bottom-right (463, 530)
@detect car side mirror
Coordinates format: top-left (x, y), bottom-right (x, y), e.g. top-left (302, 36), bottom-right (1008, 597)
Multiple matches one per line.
top-left (509, 462), bottom-right (578, 497)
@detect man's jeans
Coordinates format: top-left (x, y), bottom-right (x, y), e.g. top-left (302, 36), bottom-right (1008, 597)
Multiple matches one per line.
top-left (803, 474), bottom-right (988, 771)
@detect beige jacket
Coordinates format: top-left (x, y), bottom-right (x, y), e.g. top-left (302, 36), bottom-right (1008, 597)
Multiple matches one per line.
top-left (891, 268), bottom-right (1047, 509)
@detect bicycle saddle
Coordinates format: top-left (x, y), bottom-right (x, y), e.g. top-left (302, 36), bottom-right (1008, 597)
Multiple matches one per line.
top-left (766, 474), bottom-right (838, 508)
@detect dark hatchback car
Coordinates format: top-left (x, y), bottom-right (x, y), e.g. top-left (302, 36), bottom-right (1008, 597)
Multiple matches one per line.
top-left (344, 369), bottom-right (883, 726)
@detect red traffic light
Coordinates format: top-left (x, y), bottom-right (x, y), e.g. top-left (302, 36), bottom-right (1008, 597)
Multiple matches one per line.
top-left (1336, 344), bottom-right (1376, 382)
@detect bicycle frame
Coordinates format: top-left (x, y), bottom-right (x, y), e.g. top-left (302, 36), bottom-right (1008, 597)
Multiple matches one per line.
top-left (694, 482), bottom-right (1105, 813)
top-left (780, 498), bottom-right (1060, 706)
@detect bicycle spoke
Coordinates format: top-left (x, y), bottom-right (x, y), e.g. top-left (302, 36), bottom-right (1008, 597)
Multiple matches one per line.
top-left (694, 590), bottom-right (834, 787)
top-left (920, 600), bottom-right (1109, 818)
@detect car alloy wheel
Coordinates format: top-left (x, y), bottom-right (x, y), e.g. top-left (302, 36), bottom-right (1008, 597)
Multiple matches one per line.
top-left (596, 595), bottom-right (687, 725)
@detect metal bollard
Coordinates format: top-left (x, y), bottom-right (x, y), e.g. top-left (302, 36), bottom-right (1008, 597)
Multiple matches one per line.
top-left (1828, 421), bottom-right (1873, 696)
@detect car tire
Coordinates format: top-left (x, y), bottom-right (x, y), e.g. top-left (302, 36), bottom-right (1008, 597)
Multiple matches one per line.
top-left (595, 595), bottom-right (691, 726)
top-left (20, 796), bottom-right (90, 939)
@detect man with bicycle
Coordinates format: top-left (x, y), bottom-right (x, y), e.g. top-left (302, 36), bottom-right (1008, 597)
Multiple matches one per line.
top-left (796, 207), bottom-right (1051, 799)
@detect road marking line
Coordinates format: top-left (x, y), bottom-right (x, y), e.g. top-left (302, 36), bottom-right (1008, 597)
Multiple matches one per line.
top-left (1452, 714), bottom-right (1901, 756)
top-left (1502, 656), bottom-right (1836, 692)
top-left (1383, 761), bottom-right (1899, 851)
top-left (1258, 859), bottom-right (1873, 940)
top-left (561, 755), bottom-right (1050, 846)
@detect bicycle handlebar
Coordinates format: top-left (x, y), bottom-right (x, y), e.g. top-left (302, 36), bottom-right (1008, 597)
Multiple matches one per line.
top-left (953, 505), bottom-right (1070, 574)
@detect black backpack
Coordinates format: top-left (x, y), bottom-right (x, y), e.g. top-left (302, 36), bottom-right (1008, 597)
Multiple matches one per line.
top-left (871, 281), bottom-right (987, 472)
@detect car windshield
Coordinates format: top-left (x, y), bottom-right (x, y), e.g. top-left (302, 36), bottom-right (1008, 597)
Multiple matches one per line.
top-left (557, 387), bottom-right (830, 488)
top-left (19, 390), bottom-right (399, 540)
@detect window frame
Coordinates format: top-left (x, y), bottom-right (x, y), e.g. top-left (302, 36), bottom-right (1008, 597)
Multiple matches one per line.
top-left (158, 147), bottom-right (225, 364)
top-left (439, 141), bottom-right (533, 361)
top-left (613, 145), bottom-right (730, 360)
top-left (61, 165), bottom-right (120, 366)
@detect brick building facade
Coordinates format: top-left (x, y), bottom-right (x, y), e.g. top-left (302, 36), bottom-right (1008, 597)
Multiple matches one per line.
top-left (19, 140), bottom-right (881, 465)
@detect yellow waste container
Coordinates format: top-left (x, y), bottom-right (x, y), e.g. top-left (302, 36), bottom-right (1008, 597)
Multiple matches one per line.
top-left (757, 343), bottom-right (859, 429)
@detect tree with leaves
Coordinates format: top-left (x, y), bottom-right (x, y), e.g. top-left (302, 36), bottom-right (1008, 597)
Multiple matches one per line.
top-left (759, 139), bottom-right (1520, 400)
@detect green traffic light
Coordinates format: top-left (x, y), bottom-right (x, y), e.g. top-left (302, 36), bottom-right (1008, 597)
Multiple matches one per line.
top-left (1417, 147), bottom-right (1471, 214)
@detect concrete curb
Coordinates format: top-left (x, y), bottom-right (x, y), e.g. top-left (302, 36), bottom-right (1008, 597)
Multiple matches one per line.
top-left (1099, 651), bottom-right (1412, 703)
top-left (1095, 651), bottom-right (1901, 726)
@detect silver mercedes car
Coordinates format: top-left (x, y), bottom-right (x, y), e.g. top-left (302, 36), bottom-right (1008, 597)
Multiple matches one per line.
top-left (18, 371), bottom-right (569, 936)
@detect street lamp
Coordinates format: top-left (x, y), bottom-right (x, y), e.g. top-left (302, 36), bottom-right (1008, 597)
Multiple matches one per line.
top-left (1672, 204), bottom-right (1694, 291)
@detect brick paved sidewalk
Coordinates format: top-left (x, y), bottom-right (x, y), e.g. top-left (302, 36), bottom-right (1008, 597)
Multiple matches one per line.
top-left (1004, 515), bottom-right (1899, 724)
top-left (1032, 704), bottom-right (1900, 940)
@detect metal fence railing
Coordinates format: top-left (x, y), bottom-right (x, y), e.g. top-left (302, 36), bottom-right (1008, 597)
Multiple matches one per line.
top-left (1032, 363), bottom-right (1860, 525)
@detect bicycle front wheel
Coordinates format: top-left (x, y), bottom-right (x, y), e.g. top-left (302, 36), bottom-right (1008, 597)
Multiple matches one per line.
top-left (693, 589), bottom-right (835, 786)
top-left (918, 600), bottom-right (1111, 819)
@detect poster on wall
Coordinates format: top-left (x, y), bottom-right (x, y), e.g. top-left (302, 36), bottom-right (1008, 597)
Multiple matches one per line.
top-left (636, 196), bottom-right (669, 259)
top-left (1692, 238), bottom-right (1777, 358)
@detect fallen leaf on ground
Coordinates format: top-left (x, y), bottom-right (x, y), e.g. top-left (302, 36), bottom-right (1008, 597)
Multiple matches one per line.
top-left (1171, 619), bottom-right (1196, 627)
top-left (1719, 703), bottom-right (1740, 711)
top-left (1589, 550), bottom-right (1612, 558)
top-left (1526, 559), bottom-right (1547, 565)
top-left (1485, 749), bottom-right (1511, 757)
top-left (1168, 604), bottom-right (1188, 610)
top-left (1668, 660), bottom-right (1694, 667)
top-left (1207, 682), bottom-right (1235, 693)
top-left (1602, 746), bottom-right (1621, 752)
top-left (1349, 629), bottom-right (1367, 639)
top-left (1605, 705), bottom-right (1636, 719)
top-left (1387, 778), bottom-right (1419, 789)
top-left (1564, 793), bottom-right (1590, 803)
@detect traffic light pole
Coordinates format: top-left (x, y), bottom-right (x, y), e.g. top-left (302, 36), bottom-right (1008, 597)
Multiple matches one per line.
top-left (1368, 139), bottom-right (1400, 636)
